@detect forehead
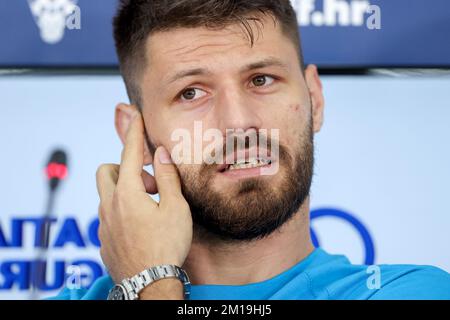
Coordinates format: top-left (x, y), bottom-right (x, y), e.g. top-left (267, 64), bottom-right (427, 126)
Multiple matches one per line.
top-left (143, 16), bottom-right (297, 81)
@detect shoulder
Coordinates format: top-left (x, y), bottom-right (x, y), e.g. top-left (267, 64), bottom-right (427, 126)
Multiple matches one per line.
top-left (304, 250), bottom-right (450, 299)
top-left (370, 264), bottom-right (450, 300)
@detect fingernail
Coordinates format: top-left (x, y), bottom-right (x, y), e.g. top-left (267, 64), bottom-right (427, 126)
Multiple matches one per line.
top-left (158, 146), bottom-right (173, 164)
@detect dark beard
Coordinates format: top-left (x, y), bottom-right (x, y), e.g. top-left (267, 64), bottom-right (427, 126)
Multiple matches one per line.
top-left (177, 122), bottom-right (314, 244)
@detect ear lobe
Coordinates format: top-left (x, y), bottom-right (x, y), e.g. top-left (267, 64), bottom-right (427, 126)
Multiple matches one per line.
top-left (114, 103), bottom-right (154, 166)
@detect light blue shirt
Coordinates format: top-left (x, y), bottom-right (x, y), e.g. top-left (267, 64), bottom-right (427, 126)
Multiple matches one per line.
top-left (49, 248), bottom-right (450, 300)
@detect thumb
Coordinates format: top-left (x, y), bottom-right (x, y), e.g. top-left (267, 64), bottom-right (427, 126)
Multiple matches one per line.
top-left (153, 146), bottom-right (183, 205)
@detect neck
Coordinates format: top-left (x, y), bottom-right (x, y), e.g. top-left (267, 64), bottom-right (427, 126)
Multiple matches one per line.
top-left (182, 197), bottom-right (314, 285)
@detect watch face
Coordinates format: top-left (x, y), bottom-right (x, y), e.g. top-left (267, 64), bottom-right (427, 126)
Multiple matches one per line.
top-left (107, 285), bottom-right (127, 300)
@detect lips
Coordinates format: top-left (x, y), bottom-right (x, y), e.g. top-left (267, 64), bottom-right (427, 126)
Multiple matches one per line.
top-left (217, 148), bottom-right (272, 173)
top-left (224, 157), bottom-right (271, 172)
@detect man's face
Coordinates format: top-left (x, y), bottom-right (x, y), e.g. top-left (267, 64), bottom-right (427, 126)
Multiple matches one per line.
top-left (137, 16), bottom-right (322, 241)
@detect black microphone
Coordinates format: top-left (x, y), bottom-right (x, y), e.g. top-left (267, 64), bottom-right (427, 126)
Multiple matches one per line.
top-left (41, 149), bottom-right (68, 248)
top-left (46, 149), bottom-right (68, 191)
top-left (31, 149), bottom-right (69, 299)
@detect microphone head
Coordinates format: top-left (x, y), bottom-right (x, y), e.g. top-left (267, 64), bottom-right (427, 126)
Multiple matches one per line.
top-left (45, 149), bottom-right (69, 191)
top-left (48, 150), bottom-right (67, 167)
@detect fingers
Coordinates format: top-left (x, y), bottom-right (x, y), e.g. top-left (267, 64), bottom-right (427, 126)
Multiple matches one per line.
top-left (142, 169), bottom-right (158, 194)
top-left (96, 164), bottom-right (120, 202)
top-left (118, 112), bottom-right (145, 191)
top-left (97, 163), bottom-right (157, 205)
top-left (101, 111), bottom-right (183, 210)
top-left (153, 146), bottom-right (184, 206)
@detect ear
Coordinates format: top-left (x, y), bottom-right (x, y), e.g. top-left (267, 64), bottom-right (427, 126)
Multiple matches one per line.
top-left (304, 65), bottom-right (325, 134)
top-left (114, 103), bottom-right (153, 166)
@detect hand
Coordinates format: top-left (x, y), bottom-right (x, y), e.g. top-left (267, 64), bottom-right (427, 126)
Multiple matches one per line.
top-left (96, 112), bottom-right (193, 284)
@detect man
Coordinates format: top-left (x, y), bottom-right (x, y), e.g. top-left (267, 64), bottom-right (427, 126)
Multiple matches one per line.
top-left (52, 0), bottom-right (450, 300)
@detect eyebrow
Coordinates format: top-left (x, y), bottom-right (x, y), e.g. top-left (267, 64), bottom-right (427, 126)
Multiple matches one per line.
top-left (242, 57), bottom-right (289, 73)
top-left (166, 68), bottom-right (212, 86)
top-left (165, 57), bottom-right (289, 86)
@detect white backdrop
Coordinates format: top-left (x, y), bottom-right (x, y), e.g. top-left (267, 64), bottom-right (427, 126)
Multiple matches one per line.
top-left (0, 74), bottom-right (449, 299)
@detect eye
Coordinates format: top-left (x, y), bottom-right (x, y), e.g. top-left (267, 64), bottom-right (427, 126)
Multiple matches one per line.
top-left (251, 75), bottom-right (275, 87)
top-left (180, 88), bottom-right (207, 102)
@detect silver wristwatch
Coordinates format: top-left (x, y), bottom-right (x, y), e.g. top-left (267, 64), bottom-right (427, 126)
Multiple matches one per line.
top-left (107, 265), bottom-right (191, 300)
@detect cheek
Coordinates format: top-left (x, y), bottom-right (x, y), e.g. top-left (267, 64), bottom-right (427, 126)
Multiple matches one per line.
top-left (178, 164), bottom-right (210, 192)
top-left (277, 103), bottom-right (308, 147)
top-left (153, 119), bottom-right (195, 161)
top-left (290, 103), bottom-right (301, 112)
top-left (177, 164), bottom-right (198, 182)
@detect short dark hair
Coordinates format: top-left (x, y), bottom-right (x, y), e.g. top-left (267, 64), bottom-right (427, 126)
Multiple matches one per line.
top-left (113, 0), bottom-right (304, 107)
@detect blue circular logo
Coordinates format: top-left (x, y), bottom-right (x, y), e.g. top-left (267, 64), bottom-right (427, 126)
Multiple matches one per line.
top-left (310, 208), bottom-right (375, 265)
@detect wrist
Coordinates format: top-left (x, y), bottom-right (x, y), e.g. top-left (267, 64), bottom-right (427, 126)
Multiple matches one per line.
top-left (107, 264), bottom-right (191, 300)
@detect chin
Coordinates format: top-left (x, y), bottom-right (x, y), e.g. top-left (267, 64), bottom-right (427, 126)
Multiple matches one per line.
top-left (211, 168), bottom-right (284, 196)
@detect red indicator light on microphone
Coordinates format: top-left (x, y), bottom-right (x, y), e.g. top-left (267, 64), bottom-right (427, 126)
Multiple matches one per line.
top-left (45, 162), bottom-right (68, 180)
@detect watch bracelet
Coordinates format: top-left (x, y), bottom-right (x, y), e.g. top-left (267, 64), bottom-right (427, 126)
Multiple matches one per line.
top-left (122, 264), bottom-right (191, 300)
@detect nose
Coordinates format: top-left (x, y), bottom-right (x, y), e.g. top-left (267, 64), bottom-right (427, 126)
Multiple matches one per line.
top-left (214, 83), bottom-right (263, 134)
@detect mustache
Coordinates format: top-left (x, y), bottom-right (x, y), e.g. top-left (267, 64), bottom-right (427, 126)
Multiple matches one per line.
top-left (226, 133), bottom-right (273, 154)
top-left (205, 131), bottom-right (278, 165)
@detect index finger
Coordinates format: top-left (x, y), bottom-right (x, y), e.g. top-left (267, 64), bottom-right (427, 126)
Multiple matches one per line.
top-left (117, 112), bottom-right (146, 190)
